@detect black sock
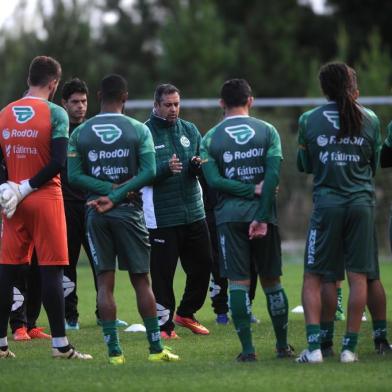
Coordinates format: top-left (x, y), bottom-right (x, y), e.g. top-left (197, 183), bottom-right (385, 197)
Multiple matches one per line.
top-left (0, 265), bottom-right (19, 337)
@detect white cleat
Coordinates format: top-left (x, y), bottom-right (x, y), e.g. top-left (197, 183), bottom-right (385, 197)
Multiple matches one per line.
top-left (295, 348), bottom-right (323, 363)
top-left (0, 349), bottom-right (16, 359)
top-left (340, 349), bottom-right (358, 363)
top-left (52, 346), bottom-right (92, 360)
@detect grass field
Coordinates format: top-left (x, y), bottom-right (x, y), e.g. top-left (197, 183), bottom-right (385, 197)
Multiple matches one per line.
top-left (3, 254), bottom-right (392, 391)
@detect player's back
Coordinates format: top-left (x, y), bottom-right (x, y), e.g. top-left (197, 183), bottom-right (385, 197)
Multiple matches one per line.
top-left (0, 96), bottom-right (68, 199)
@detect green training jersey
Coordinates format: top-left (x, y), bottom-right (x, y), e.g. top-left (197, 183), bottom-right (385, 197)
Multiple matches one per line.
top-left (297, 102), bottom-right (381, 207)
top-left (201, 115), bottom-right (282, 225)
top-left (68, 113), bottom-right (155, 204)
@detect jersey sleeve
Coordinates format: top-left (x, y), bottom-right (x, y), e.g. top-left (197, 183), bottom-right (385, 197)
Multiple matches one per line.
top-left (297, 112), bottom-right (312, 173)
top-left (130, 119), bottom-right (156, 155)
top-left (49, 102), bottom-right (69, 139)
top-left (266, 124), bottom-right (283, 159)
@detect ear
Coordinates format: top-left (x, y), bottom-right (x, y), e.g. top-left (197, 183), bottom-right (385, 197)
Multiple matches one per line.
top-left (121, 91), bottom-right (128, 103)
top-left (247, 96), bottom-right (254, 108)
top-left (219, 99), bottom-right (226, 111)
top-left (61, 98), bottom-right (67, 108)
top-left (353, 89), bottom-right (360, 100)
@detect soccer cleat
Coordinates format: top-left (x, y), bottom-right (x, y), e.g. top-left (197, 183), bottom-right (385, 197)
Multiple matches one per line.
top-left (320, 342), bottom-right (335, 357)
top-left (374, 338), bottom-right (392, 355)
top-left (295, 349), bottom-right (323, 363)
top-left (13, 327), bottom-right (31, 341)
top-left (28, 327), bottom-right (51, 340)
top-left (216, 314), bottom-right (230, 325)
top-left (148, 347), bottom-right (179, 362)
top-left (276, 344), bottom-right (295, 358)
top-left (65, 320), bottom-right (80, 330)
top-left (52, 345), bottom-right (93, 360)
top-left (250, 313), bottom-right (261, 324)
top-left (174, 315), bottom-right (209, 335)
top-left (236, 352), bottom-right (257, 362)
top-left (109, 354), bottom-right (125, 365)
top-left (361, 312), bottom-right (367, 321)
top-left (0, 348), bottom-right (16, 359)
top-left (340, 349), bottom-right (358, 363)
top-left (160, 330), bottom-right (180, 340)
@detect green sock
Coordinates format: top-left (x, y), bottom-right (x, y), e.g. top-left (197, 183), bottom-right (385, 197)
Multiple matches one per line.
top-left (372, 320), bottom-right (387, 341)
top-left (306, 324), bottom-right (320, 352)
top-left (320, 321), bottom-right (334, 346)
top-left (264, 285), bottom-right (289, 349)
top-left (336, 288), bottom-right (343, 312)
top-left (229, 285), bottom-right (254, 355)
top-left (144, 316), bottom-right (164, 354)
top-left (342, 332), bottom-right (359, 352)
top-left (102, 320), bottom-right (122, 357)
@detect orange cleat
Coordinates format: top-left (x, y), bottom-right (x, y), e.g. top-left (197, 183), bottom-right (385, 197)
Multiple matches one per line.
top-left (174, 315), bottom-right (209, 335)
top-left (28, 327), bottom-right (52, 339)
top-left (161, 330), bottom-right (180, 340)
top-left (13, 327), bottom-right (31, 341)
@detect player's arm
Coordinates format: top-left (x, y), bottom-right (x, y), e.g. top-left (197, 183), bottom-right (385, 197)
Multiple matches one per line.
top-left (67, 126), bottom-right (113, 195)
top-left (297, 113), bottom-right (312, 173)
top-left (106, 124), bottom-right (156, 204)
top-left (0, 147), bottom-right (7, 184)
top-left (380, 121), bottom-right (392, 168)
top-left (200, 132), bottom-right (255, 199)
top-left (370, 114), bottom-right (382, 176)
top-left (188, 125), bottom-right (203, 177)
top-left (254, 126), bottom-right (282, 223)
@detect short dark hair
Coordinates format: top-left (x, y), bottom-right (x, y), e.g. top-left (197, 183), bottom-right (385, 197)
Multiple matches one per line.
top-left (220, 79), bottom-right (252, 108)
top-left (61, 78), bottom-right (89, 101)
top-left (28, 56), bottom-right (62, 87)
top-left (100, 74), bottom-right (128, 103)
top-left (154, 84), bottom-right (180, 104)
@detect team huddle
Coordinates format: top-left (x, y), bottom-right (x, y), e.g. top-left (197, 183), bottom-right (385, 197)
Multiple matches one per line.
top-left (0, 56), bottom-right (390, 365)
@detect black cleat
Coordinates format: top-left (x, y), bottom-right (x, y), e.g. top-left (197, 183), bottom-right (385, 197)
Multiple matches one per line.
top-left (276, 344), bottom-right (295, 358)
top-left (374, 339), bottom-right (392, 355)
top-left (236, 352), bottom-right (257, 362)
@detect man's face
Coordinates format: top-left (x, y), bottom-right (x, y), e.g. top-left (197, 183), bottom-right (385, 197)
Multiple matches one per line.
top-left (62, 92), bottom-right (88, 124)
top-left (155, 92), bottom-right (180, 123)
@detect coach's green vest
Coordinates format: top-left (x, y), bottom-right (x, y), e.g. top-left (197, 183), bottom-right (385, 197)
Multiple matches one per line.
top-left (142, 114), bottom-right (205, 228)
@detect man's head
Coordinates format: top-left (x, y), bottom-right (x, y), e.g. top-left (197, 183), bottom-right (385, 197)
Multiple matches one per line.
top-left (220, 79), bottom-right (253, 111)
top-left (98, 74), bottom-right (128, 107)
top-left (27, 56), bottom-right (62, 100)
top-left (153, 84), bottom-right (180, 123)
top-left (61, 78), bottom-right (88, 124)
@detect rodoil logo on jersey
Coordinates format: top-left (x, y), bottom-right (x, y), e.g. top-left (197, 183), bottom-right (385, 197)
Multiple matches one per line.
top-left (317, 134), bottom-right (364, 147)
top-left (88, 149), bottom-right (130, 162)
top-left (92, 124), bottom-right (122, 144)
top-left (224, 124), bottom-right (255, 145)
top-left (12, 106), bottom-right (35, 124)
top-left (223, 148), bottom-right (263, 163)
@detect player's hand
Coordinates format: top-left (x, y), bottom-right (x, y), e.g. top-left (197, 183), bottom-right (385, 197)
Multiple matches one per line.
top-left (87, 196), bottom-right (114, 213)
top-left (0, 183), bottom-right (18, 219)
top-left (254, 181), bottom-right (264, 196)
top-left (248, 221), bottom-right (268, 239)
top-left (169, 154), bottom-right (183, 174)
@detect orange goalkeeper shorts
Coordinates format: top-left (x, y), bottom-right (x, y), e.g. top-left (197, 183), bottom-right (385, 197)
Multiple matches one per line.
top-left (0, 194), bottom-right (69, 266)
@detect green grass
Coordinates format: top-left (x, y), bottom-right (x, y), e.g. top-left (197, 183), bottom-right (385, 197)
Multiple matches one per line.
top-left (3, 255), bottom-right (392, 391)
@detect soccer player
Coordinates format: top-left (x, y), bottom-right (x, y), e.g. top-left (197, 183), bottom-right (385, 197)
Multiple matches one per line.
top-left (142, 84), bottom-right (212, 339)
top-left (201, 78), bottom-right (293, 361)
top-left (61, 78), bottom-right (128, 330)
top-left (296, 62), bottom-right (381, 363)
top-left (0, 55), bottom-right (91, 360)
top-left (68, 74), bottom-right (179, 364)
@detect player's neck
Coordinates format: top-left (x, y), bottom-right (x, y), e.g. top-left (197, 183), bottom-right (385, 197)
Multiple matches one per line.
top-left (100, 102), bottom-right (123, 114)
top-left (25, 86), bottom-right (51, 100)
top-left (224, 107), bottom-right (249, 118)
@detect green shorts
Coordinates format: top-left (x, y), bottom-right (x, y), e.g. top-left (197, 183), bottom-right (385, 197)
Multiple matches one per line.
top-left (86, 204), bottom-right (151, 275)
top-left (217, 222), bottom-right (282, 281)
top-left (304, 205), bottom-right (375, 277)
